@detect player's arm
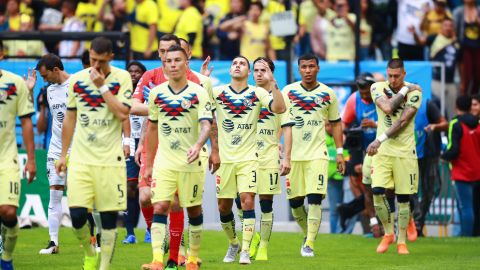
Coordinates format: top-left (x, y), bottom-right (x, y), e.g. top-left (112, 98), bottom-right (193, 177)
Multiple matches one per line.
top-left (56, 109), bottom-right (76, 174)
top-left (131, 98), bottom-right (149, 116)
top-left (37, 90), bottom-right (48, 133)
top-left (280, 126), bottom-right (292, 176)
top-left (260, 61), bottom-right (285, 113)
top-left (367, 105), bottom-right (418, 156)
top-left (374, 84), bottom-right (421, 115)
top-left (144, 120), bottom-right (158, 180)
top-left (209, 113), bottom-right (220, 173)
top-left (122, 119), bottom-right (131, 158)
top-left (188, 119), bottom-right (212, 164)
top-left (21, 115), bottom-right (36, 183)
top-left (441, 120), bottom-right (462, 161)
top-left (331, 120), bottom-right (345, 175)
top-left (135, 118), bottom-right (148, 166)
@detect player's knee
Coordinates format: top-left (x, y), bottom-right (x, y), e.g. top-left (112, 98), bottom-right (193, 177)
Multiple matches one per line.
top-left (289, 198), bottom-right (304, 209)
top-left (126, 181), bottom-right (138, 198)
top-left (240, 193), bottom-right (255, 210)
top-left (234, 194), bottom-right (242, 210)
top-left (139, 192), bottom-right (151, 208)
top-left (100, 211), bottom-right (118, 230)
top-left (70, 207), bottom-right (89, 229)
top-left (260, 199), bottom-right (273, 213)
top-left (153, 202), bottom-right (170, 215)
top-left (372, 187), bottom-right (386, 195)
top-left (396, 194), bottom-right (410, 203)
top-left (307, 194), bottom-right (324, 205)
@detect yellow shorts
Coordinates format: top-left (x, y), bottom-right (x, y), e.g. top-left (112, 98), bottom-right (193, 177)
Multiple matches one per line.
top-left (362, 155), bottom-right (373, 185)
top-left (151, 168), bottom-right (204, 208)
top-left (371, 155), bottom-right (419, 194)
top-left (257, 168), bottom-right (281, 195)
top-left (67, 163), bottom-right (127, 212)
top-left (286, 159), bottom-right (328, 199)
top-left (0, 167), bottom-right (21, 207)
top-left (215, 160), bottom-right (258, 198)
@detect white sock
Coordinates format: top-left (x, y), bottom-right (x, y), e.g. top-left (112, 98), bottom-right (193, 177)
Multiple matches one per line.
top-left (48, 189), bottom-right (63, 245)
top-left (93, 210), bottom-right (102, 234)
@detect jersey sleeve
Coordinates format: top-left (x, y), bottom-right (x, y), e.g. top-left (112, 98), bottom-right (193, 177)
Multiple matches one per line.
top-left (16, 78), bottom-right (34, 117)
top-left (406, 90), bottom-right (422, 110)
top-left (342, 93), bottom-right (357, 126)
top-left (145, 1), bottom-right (159, 25)
top-left (197, 89), bottom-right (213, 122)
top-left (117, 71), bottom-right (133, 108)
top-left (255, 87), bottom-right (273, 111)
top-left (370, 82), bottom-right (383, 102)
top-left (327, 89), bottom-right (341, 122)
top-left (133, 70), bottom-right (153, 102)
top-left (181, 9), bottom-right (201, 34)
top-left (281, 92), bottom-right (295, 127)
top-left (148, 87), bottom-right (159, 122)
top-left (67, 76), bottom-right (77, 110)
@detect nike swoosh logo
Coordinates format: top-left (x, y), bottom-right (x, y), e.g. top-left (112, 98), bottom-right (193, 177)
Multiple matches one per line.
top-left (362, 110), bottom-right (375, 118)
top-left (269, 187), bottom-right (276, 191)
top-left (249, 185), bottom-right (256, 188)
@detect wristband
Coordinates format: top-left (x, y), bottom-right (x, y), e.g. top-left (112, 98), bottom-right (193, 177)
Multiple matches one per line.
top-left (123, 137), bottom-right (131, 146)
top-left (399, 86), bottom-right (409, 96)
top-left (377, 133), bottom-right (388, 143)
top-left (370, 217), bottom-right (378, 226)
top-left (99, 85), bottom-right (109, 95)
top-left (336, 148), bottom-right (344, 155)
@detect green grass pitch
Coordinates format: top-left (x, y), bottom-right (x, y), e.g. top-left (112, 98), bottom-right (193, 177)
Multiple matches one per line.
top-left (11, 228), bottom-right (480, 269)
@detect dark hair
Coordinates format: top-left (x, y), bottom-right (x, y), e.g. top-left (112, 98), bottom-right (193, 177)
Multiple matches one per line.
top-left (62, 0), bottom-right (77, 12)
top-left (456, 95), bottom-right (472, 112)
top-left (35, 53), bottom-right (64, 71)
top-left (81, 50), bottom-right (90, 66)
top-left (472, 94), bottom-right (480, 103)
top-left (253, 57), bottom-right (275, 72)
top-left (356, 72), bottom-right (375, 89)
top-left (166, 44), bottom-right (188, 59)
top-left (90, 37), bottom-right (113, 54)
top-left (127, 61), bottom-right (146, 73)
top-left (250, 1), bottom-right (263, 11)
top-left (233, 55), bottom-right (250, 69)
top-left (387, 58), bottom-right (404, 69)
top-left (178, 37), bottom-right (190, 48)
top-left (159, 34), bottom-right (181, 45)
top-left (298, 54), bottom-right (319, 65)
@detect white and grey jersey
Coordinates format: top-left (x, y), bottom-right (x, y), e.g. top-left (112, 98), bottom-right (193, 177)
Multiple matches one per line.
top-left (128, 114), bottom-right (144, 154)
top-left (47, 79), bottom-right (69, 159)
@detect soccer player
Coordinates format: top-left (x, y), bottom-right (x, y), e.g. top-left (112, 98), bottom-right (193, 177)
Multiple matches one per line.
top-left (123, 61), bottom-right (147, 244)
top-left (141, 45), bottom-right (212, 270)
top-left (33, 54), bottom-right (71, 254)
top-left (367, 58), bottom-right (422, 255)
top-left (282, 54), bottom-right (345, 257)
top-left (0, 67), bottom-right (36, 270)
top-left (249, 57), bottom-right (293, 260)
top-left (55, 37), bottom-right (132, 270)
top-left (212, 56), bottom-right (285, 264)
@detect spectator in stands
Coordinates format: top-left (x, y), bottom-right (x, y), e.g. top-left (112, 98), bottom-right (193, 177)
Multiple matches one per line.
top-left (5, 0), bottom-right (21, 31)
top-left (156, 0), bottom-right (181, 38)
top-left (442, 95), bottom-right (480, 236)
top-left (472, 95), bottom-right (480, 118)
top-left (310, 0), bottom-right (335, 60)
top-left (261, 0), bottom-right (289, 60)
top-left (76, 0), bottom-right (103, 33)
top-left (421, 0), bottom-right (453, 35)
top-left (412, 96), bottom-right (449, 237)
top-left (3, 14), bottom-right (46, 57)
top-left (198, 0), bottom-right (216, 58)
top-left (129, 0), bottom-right (158, 60)
top-left (240, 2), bottom-right (275, 61)
top-left (325, 0), bottom-right (356, 61)
top-left (369, 0), bottom-right (396, 60)
top-left (38, 0), bottom-right (63, 54)
top-left (454, 0), bottom-right (480, 95)
top-left (217, 0), bottom-right (246, 60)
top-left (397, 0), bottom-right (432, 60)
top-left (59, 0), bottom-right (85, 58)
top-left (174, 0), bottom-right (204, 59)
top-left (471, 94), bottom-right (480, 236)
top-left (102, 0), bottom-right (128, 56)
top-left (296, 0), bottom-right (317, 56)
top-left (360, 0), bottom-right (378, 60)
top-left (412, 18), bottom-right (460, 119)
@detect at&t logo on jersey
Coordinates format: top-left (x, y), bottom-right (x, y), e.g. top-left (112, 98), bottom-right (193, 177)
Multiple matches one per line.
top-left (161, 123), bottom-right (172, 136)
top-left (294, 116), bottom-right (304, 128)
top-left (222, 119), bottom-right (234, 133)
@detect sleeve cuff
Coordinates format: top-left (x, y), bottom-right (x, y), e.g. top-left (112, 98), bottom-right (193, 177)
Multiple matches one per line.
top-left (199, 117), bottom-right (213, 123)
top-left (268, 99), bottom-right (273, 112)
top-left (329, 118), bottom-right (341, 123)
top-left (148, 119), bottom-right (158, 123)
top-left (67, 107), bottom-right (77, 111)
top-left (281, 122), bottom-right (295, 128)
top-left (19, 112), bottom-right (35, 119)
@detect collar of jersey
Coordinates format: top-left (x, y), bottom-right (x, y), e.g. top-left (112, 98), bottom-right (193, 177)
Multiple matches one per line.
top-left (168, 84), bottom-right (189, 95)
top-left (228, 85), bottom-right (250, 94)
top-left (300, 83), bottom-right (320, 92)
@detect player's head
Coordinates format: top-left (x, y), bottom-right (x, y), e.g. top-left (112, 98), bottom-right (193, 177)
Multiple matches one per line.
top-left (89, 37), bottom-right (114, 73)
top-left (230, 0), bottom-right (245, 14)
top-left (230, 56), bottom-right (250, 80)
top-left (248, 2), bottom-right (263, 22)
top-left (356, 72), bottom-right (376, 102)
top-left (81, 50), bottom-right (90, 69)
top-left (164, 45), bottom-right (189, 81)
top-left (127, 61), bottom-right (146, 88)
top-left (441, 18), bottom-right (454, 38)
top-left (471, 94), bottom-right (480, 117)
top-left (179, 38), bottom-right (193, 60)
top-left (158, 34), bottom-right (181, 62)
top-left (456, 95), bottom-right (472, 114)
top-left (386, 58), bottom-right (406, 90)
top-left (298, 54), bottom-right (319, 85)
top-left (253, 57), bottom-right (275, 88)
top-left (434, 0), bottom-right (447, 12)
top-left (313, 0), bottom-right (331, 12)
top-left (35, 53), bottom-right (65, 84)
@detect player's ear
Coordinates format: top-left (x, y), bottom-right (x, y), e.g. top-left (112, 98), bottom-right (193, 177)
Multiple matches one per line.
top-left (109, 53), bottom-right (115, 61)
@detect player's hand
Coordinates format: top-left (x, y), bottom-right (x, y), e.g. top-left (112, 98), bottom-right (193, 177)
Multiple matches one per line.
top-left (407, 25), bottom-right (415, 34)
top-left (200, 56), bottom-right (214, 77)
top-left (123, 144), bottom-right (130, 158)
top-left (407, 84), bottom-right (422, 92)
top-left (367, 139), bottom-right (381, 156)
top-left (361, 118), bottom-right (377, 128)
top-left (187, 143), bottom-right (201, 164)
top-left (24, 68), bottom-right (37, 92)
top-left (371, 223), bottom-right (382, 238)
top-left (135, 144), bottom-right (143, 166)
top-left (90, 67), bottom-right (106, 88)
top-left (261, 61), bottom-right (275, 86)
top-left (144, 50), bottom-right (153, 59)
top-left (55, 156), bottom-right (67, 178)
top-left (25, 158), bottom-right (36, 184)
top-left (278, 144), bottom-right (284, 159)
top-left (209, 150), bottom-right (221, 173)
top-left (143, 165), bottom-right (153, 182)
top-left (280, 158), bottom-right (291, 176)
top-left (354, 164), bottom-right (363, 174)
top-left (143, 86), bottom-right (151, 102)
top-left (336, 154), bottom-right (345, 175)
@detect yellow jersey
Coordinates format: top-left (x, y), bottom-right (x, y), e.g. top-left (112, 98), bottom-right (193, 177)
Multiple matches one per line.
top-left (67, 67), bottom-right (133, 166)
top-left (0, 70), bottom-right (35, 170)
top-left (157, 0), bottom-right (182, 34)
top-left (240, 20), bottom-right (269, 62)
top-left (205, 0), bottom-right (230, 25)
top-left (174, 6), bottom-right (203, 58)
top-left (76, 0), bottom-right (103, 33)
top-left (129, 0), bottom-right (159, 52)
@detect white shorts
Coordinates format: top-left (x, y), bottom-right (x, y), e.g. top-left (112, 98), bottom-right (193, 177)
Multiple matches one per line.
top-left (47, 157), bottom-right (66, 186)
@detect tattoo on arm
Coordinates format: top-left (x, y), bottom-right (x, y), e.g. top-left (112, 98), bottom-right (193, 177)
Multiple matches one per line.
top-left (138, 118), bottom-right (148, 145)
top-left (209, 114), bottom-right (219, 151)
top-left (197, 120), bottom-right (211, 146)
top-left (376, 94), bottom-right (405, 114)
top-left (385, 105), bottom-right (418, 138)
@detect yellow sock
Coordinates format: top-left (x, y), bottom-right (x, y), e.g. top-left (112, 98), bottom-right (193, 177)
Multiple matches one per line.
top-left (259, 212), bottom-right (273, 248)
top-left (291, 205), bottom-right (308, 236)
top-left (100, 229), bottom-right (117, 270)
top-left (72, 224), bottom-right (95, 257)
top-left (1, 222), bottom-right (19, 261)
top-left (151, 222), bottom-right (167, 262)
top-left (306, 204), bottom-right (322, 248)
top-left (373, 194), bottom-right (394, 235)
top-left (188, 224), bottom-right (202, 258)
top-left (397, 202), bottom-right (410, 244)
top-left (241, 218), bottom-right (255, 252)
